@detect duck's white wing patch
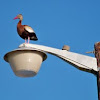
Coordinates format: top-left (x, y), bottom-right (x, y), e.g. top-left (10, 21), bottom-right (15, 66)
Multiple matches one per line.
top-left (24, 26), bottom-right (35, 33)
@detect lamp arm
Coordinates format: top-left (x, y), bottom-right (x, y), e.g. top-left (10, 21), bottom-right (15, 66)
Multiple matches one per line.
top-left (19, 43), bottom-right (98, 72)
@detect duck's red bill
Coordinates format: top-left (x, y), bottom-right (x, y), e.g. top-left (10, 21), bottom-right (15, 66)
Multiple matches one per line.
top-left (13, 16), bottom-right (18, 20)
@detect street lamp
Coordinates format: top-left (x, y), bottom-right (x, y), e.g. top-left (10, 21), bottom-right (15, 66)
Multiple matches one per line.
top-left (4, 45), bottom-right (47, 77)
top-left (4, 43), bottom-right (99, 99)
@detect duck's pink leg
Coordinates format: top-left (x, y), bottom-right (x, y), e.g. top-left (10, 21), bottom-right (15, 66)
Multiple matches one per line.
top-left (25, 38), bottom-right (27, 43)
top-left (28, 37), bottom-right (30, 44)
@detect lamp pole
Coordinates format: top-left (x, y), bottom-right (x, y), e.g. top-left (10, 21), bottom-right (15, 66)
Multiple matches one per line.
top-left (94, 42), bottom-right (100, 100)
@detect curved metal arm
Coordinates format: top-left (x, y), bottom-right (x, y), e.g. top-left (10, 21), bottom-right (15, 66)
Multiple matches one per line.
top-left (19, 43), bottom-right (98, 72)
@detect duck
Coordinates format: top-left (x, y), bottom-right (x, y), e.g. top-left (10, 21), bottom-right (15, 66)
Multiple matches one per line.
top-left (13, 14), bottom-right (38, 43)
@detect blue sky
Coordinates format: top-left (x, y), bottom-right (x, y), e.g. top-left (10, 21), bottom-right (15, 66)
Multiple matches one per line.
top-left (0, 0), bottom-right (100, 100)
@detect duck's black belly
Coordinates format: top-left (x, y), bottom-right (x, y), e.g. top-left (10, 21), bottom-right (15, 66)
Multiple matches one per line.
top-left (20, 31), bottom-right (38, 41)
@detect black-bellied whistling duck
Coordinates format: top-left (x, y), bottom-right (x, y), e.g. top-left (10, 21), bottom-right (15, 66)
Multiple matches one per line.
top-left (13, 14), bottom-right (38, 43)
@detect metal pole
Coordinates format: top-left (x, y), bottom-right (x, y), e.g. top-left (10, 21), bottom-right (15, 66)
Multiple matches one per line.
top-left (94, 42), bottom-right (100, 100)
